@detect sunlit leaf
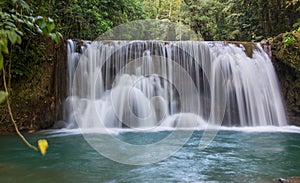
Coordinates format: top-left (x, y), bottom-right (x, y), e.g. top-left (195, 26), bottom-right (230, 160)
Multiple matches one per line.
top-left (17, 18), bottom-right (24, 24)
top-left (17, 0), bottom-right (30, 10)
top-left (48, 17), bottom-right (54, 23)
top-left (36, 26), bottom-right (43, 34)
top-left (35, 16), bottom-right (44, 20)
top-left (57, 32), bottom-right (63, 38)
top-left (4, 21), bottom-right (16, 28)
top-left (49, 33), bottom-right (58, 43)
top-left (16, 29), bottom-right (23, 36)
top-left (0, 53), bottom-right (3, 71)
top-left (25, 20), bottom-right (34, 28)
top-left (40, 22), bottom-right (47, 29)
top-left (7, 31), bottom-right (18, 45)
top-left (38, 139), bottom-right (48, 156)
top-left (1, 38), bottom-right (9, 54)
top-left (16, 35), bottom-right (22, 44)
top-left (47, 23), bottom-right (55, 33)
top-left (0, 91), bottom-right (8, 104)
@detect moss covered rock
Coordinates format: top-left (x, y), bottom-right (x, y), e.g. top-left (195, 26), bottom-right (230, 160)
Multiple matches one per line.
top-left (0, 39), bottom-right (67, 134)
top-left (271, 32), bottom-right (300, 126)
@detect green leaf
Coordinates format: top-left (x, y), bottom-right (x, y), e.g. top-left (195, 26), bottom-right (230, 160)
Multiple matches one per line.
top-left (36, 26), bottom-right (43, 34)
top-left (4, 21), bottom-right (16, 28)
top-left (57, 32), bottom-right (63, 38)
top-left (17, 18), bottom-right (25, 24)
top-left (35, 16), bottom-right (44, 20)
top-left (0, 53), bottom-right (3, 71)
top-left (50, 33), bottom-right (58, 43)
top-left (1, 39), bottom-right (9, 54)
top-left (46, 23), bottom-right (55, 33)
top-left (18, 0), bottom-right (30, 10)
top-left (16, 29), bottom-right (24, 36)
top-left (16, 35), bottom-right (22, 44)
top-left (40, 22), bottom-right (47, 29)
top-left (25, 20), bottom-right (34, 28)
top-left (0, 91), bottom-right (8, 104)
top-left (7, 31), bottom-right (18, 45)
top-left (48, 17), bottom-right (54, 23)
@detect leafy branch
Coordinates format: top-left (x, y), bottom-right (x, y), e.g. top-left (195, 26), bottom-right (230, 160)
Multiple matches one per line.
top-left (0, 0), bottom-right (59, 155)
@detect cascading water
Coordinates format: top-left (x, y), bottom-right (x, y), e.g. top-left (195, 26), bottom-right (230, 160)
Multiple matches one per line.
top-left (66, 40), bottom-right (287, 129)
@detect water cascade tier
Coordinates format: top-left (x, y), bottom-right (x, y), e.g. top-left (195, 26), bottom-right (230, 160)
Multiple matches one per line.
top-left (66, 40), bottom-right (287, 129)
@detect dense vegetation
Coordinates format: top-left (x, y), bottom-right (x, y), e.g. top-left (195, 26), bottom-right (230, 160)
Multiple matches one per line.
top-left (1, 0), bottom-right (299, 79)
top-left (181, 0), bottom-right (300, 41)
top-left (51, 0), bottom-right (300, 41)
top-left (21, 0), bottom-right (300, 41)
top-left (0, 0), bottom-right (61, 106)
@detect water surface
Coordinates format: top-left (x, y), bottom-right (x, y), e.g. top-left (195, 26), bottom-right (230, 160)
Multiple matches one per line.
top-left (1, 128), bottom-right (300, 183)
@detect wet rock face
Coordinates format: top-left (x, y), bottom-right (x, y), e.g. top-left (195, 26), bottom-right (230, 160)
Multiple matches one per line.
top-left (271, 32), bottom-right (300, 126)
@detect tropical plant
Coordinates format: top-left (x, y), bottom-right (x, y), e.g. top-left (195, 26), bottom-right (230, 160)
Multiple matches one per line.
top-left (0, 0), bottom-right (59, 155)
top-left (50, 0), bottom-right (145, 40)
top-left (283, 32), bottom-right (296, 48)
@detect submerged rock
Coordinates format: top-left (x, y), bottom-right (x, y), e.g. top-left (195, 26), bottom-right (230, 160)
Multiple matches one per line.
top-left (274, 177), bottom-right (300, 183)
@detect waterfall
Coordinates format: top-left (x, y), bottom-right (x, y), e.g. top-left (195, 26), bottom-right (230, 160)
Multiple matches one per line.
top-left (66, 40), bottom-right (287, 129)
